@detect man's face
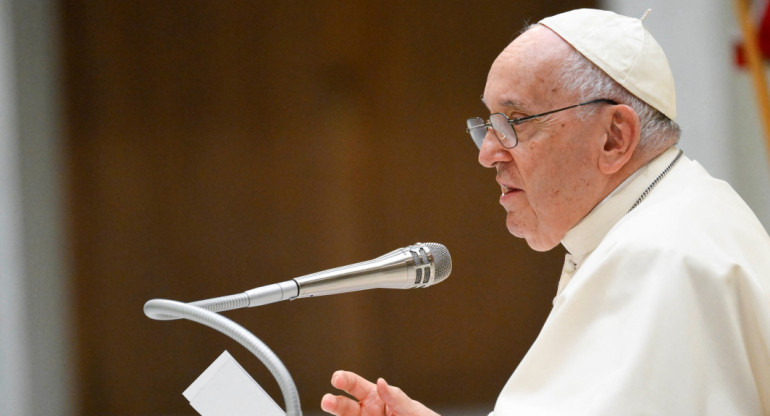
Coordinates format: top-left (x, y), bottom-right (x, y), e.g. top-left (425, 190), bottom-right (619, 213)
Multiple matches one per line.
top-left (479, 27), bottom-right (608, 251)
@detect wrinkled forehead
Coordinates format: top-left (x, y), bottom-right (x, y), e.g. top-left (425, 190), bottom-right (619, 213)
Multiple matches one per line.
top-left (483, 25), bottom-right (575, 112)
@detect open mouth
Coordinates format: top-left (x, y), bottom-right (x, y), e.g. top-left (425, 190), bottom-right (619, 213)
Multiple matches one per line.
top-left (501, 184), bottom-right (521, 196)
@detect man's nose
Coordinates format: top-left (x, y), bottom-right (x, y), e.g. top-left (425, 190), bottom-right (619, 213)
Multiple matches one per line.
top-left (478, 129), bottom-right (512, 168)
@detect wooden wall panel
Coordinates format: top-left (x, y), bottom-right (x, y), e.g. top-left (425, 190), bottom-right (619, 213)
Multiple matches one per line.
top-left (60, 1), bottom-right (595, 414)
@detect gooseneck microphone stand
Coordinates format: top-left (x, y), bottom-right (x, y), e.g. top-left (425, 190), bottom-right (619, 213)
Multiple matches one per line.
top-left (143, 242), bottom-right (452, 416)
top-left (143, 298), bottom-right (302, 416)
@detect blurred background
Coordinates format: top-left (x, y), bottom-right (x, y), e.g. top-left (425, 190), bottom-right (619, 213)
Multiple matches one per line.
top-left (2, 1), bottom-right (769, 415)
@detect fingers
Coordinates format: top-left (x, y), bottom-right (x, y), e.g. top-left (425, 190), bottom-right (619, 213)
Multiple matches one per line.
top-left (376, 378), bottom-right (409, 411)
top-left (377, 378), bottom-right (440, 416)
top-left (330, 370), bottom-right (378, 401)
top-left (321, 371), bottom-right (381, 415)
top-left (321, 371), bottom-right (439, 416)
top-left (320, 393), bottom-right (339, 414)
top-left (320, 393), bottom-right (365, 416)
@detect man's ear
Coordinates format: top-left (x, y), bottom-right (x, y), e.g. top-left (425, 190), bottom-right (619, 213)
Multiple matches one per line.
top-left (599, 104), bottom-right (640, 175)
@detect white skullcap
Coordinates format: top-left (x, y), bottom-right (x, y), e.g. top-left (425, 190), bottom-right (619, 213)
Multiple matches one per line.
top-left (539, 8), bottom-right (676, 120)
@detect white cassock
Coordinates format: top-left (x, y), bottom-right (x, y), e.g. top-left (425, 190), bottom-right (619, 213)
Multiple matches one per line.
top-left (492, 146), bottom-right (770, 415)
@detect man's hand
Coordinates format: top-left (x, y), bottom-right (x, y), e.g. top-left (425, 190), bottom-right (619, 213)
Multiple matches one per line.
top-left (320, 370), bottom-right (440, 416)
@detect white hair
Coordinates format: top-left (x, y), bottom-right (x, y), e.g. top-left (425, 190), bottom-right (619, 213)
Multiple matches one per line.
top-left (558, 44), bottom-right (681, 153)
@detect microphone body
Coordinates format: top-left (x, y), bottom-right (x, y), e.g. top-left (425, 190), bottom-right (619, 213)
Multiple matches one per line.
top-left (293, 242), bottom-right (450, 298)
top-left (151, 242), bottom-right (452, 320)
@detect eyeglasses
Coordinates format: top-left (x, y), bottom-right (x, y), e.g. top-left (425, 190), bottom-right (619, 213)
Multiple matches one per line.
top-left (465, 98), bottom-right (617, 149)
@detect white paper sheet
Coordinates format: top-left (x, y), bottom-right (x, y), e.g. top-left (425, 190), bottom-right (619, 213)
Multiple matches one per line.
top-left (183, 350), bottom-right (285, 416)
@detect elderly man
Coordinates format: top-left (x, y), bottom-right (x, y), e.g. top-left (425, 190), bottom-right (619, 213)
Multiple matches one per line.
top-left (321, 8), bottom-right (770, 415)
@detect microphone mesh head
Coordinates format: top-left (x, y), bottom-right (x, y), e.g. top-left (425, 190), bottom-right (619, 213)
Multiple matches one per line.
top-left (425, 243), bottom-right (452, 283)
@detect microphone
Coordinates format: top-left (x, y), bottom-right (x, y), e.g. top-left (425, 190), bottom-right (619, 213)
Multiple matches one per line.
top-left (292, 241), bottom-right (451, 297)
top-left (148, 242), bottom-right (451, 320)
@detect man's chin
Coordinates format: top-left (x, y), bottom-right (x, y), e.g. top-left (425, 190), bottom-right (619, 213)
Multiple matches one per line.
top-left (526, 239), bottom-right (559, 252)
top-left (507, 226), bottom-right (559, 252)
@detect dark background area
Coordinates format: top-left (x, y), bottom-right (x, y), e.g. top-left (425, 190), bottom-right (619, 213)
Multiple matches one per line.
top-left (59, 1), bottom-right (594, 414)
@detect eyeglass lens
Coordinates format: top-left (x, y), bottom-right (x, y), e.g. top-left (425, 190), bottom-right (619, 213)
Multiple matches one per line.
top-left (489, 113), bottom-right (517, 148)
top-left (466, 114), bottom-right (518, 150)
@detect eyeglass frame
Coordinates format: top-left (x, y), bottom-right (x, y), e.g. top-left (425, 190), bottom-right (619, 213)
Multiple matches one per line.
top-left (466, 98), bottom-right (618, 150)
